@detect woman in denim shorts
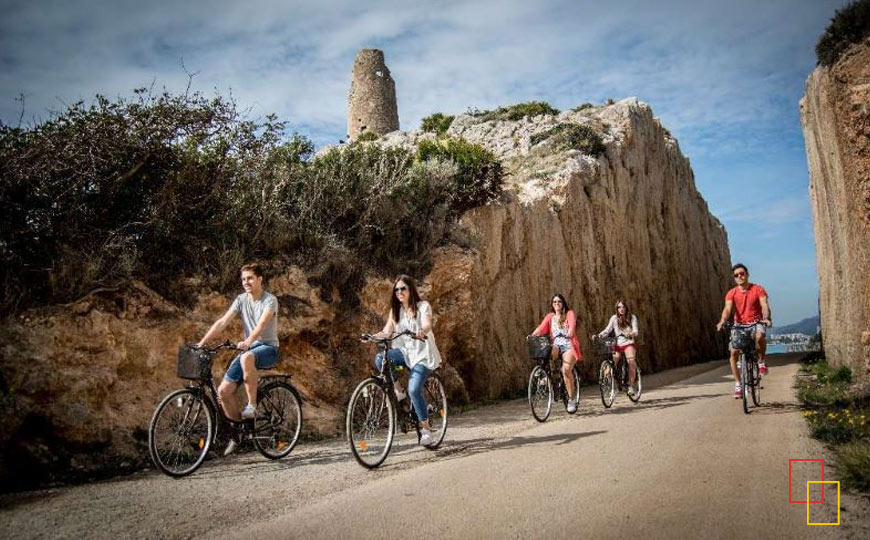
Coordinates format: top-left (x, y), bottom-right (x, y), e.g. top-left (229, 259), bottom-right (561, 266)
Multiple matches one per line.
top-left (529, 294), bottom-right (583, 412)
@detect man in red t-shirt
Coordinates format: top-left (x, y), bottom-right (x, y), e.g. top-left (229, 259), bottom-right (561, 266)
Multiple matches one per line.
top-left (716, 263), bottom-right (772, 398)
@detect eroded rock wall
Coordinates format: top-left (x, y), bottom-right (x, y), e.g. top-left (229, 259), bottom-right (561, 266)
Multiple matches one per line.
top-left (419, 100), bottom-right (731, 398)
top-left (800, 39), bottom-right (870, 378)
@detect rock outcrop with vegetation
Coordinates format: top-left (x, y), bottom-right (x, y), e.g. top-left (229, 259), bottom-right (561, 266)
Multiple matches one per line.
top-left (0, 96), bottom-right (730, 490)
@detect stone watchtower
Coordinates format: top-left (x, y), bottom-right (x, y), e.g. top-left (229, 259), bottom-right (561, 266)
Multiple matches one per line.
top-left (347, 49), bottom-right (399, 141)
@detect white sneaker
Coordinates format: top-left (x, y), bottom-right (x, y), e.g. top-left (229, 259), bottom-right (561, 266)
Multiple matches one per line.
top-left (627, 388), bottom-right (636, 397)
top-left (394, 387), bottom-right (407, 401)
top-left (241, 403), bottom-right (256, 420)
top-left (419, 428), bottom-right (433, 447)
top-left (223, 439), bottom-right (237, 456)
top-left (566, 399), bottom-right (577, 413)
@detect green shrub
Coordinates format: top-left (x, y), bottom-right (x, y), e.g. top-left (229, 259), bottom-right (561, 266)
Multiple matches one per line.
top-left (797, 381), bottom-right (852, 407)
top-left (0, 89), bottom-right (293, 308)
top-left (0, 89), bottom-right (504, 313)
top-left (816, 0), bottom-right (870, 67)
top-left (572, 103), bottom-right (594, 112)
top-left (838, 441), bottom-right (870, 492)
top-left (416, 137), bottom-right (503, 212)
top-left (354, 130), bottom-right (380, 142)
top-left (304, 143), bottom-right (452, 276)
top-left (421, 113), bottom-right (455, 135)
top-left (529, 123), bottom-right (605, 155)
top-left (473, 101), bottom-right (559, 122)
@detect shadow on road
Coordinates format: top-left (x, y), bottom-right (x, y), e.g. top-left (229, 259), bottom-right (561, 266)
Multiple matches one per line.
top-left (573, 393), bottom-right (722, 418)
top-left (746, 401), bottom-right (801, 416)
top-left (377, 430), bottom-right (609, 472)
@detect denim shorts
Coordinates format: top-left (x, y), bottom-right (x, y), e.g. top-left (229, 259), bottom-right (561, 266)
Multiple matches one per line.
top-left (555, 342), bottom-right (572, 355)
top-left (223, 342), bottom-right (279, 383)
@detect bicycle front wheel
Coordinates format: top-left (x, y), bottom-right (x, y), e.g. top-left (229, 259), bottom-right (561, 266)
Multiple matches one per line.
top-left (528, 365), bottom-right (553, 422)
top-left (599, 360), bottom-right (616, 408)
top-left (423, 375), bottom-right (448, 449)
top-left (628, 365), bottom-right (642, 403)
top-left (347, 378), bottom-right (395, 469)
top-left (254, 381), bottom-right (303, 459)
top-left (149, 388), bottom-right (214, 477)
top-left (740, 354), bottom-right (750, 414)
top-left (750, 359), bottom-right (761, 407)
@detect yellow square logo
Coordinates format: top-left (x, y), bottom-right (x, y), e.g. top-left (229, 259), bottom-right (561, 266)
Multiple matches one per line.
top-left (806, 481), bottom-right (839, 525)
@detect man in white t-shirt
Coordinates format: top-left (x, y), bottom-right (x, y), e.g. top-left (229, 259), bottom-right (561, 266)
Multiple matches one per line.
top-left (197, 263), bottom-right (280, 438)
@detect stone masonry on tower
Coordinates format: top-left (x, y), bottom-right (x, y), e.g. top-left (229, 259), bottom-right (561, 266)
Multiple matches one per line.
top-left (347, 49), bottom-right (399, 141)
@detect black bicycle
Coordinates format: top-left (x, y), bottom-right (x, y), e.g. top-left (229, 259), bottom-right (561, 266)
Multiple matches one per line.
top-left (148, 341), bottom-right (303, 477)
top-left (526, 336), bottom-right (582, 422)
top-left (594, 335), bottom-right (642, 408)
top-left (724, 322), bottom-right (762, 414)
top-left (346, 330), bottom-right (448, 469)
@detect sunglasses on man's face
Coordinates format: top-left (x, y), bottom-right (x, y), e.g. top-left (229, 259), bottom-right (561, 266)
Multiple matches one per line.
top-left (395, 286), bottom-right (408, 293)
top-left (733, 271), bottom-right (747, 278)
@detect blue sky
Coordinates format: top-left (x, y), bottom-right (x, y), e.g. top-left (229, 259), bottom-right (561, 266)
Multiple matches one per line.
top-left (0, 0), bottom-right (846, 325)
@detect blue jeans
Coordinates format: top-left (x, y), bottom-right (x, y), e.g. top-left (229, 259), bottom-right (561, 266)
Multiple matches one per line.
top-left (224, 342), bottom-right (279, 383)
top-left (375, 349), bottom-right (432, 422)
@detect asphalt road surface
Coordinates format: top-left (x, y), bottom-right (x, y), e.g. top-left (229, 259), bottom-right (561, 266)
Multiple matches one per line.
top-left (2, 353), bottom-right (868, 539)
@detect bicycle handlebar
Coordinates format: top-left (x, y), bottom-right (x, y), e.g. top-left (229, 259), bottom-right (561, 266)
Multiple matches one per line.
top-left (188, 340), bottom-right (242, 353)
top-left (361, 329), bottom-right (425, 344)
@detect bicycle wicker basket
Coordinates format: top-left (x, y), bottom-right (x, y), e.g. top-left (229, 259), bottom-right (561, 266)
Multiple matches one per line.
top-left (527, 336), bottom-right (552, 360)
top-left (593, 338), bottom-right (616, 355)
top-left (176, 345), bottom-right (212, 380)
top-left (731, 328), bottom-right (755, 351)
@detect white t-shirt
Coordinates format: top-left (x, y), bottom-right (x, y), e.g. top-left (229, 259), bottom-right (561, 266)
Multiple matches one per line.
top-left (394, 300), bottom-right (442, 371)
top-left (597, 314), bottom-right (639, 347)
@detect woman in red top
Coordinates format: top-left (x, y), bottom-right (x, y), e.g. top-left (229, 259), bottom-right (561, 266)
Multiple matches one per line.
top-left (529, 293), bottom-right (583, 413)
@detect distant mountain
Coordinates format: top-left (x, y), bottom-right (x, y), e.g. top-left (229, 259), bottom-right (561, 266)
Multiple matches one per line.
top-left (770, 316), bottom-right (820, 336)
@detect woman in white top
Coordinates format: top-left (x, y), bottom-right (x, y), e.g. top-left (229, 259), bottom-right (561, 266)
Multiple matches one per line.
top-left (372, 274), bottom-right (442, 446)
top-left (596, 299), bottom-right (639, 394)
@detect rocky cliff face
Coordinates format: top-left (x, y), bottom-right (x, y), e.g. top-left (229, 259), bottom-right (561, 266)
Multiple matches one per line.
top-left (0, 99), bottom-right (730, 490)
top-left (389, 99), bottom-right (731, 398)
top-left (800, 39), bottom-right (870, 379)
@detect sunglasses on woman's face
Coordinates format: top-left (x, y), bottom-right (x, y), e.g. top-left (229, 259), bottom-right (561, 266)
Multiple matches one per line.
top-left (733, 271), bottom-right (746, 278)
top-left (617, 305), bottom-right (626, 309)
top-left (552, 300), bottom-right (562, 304)
top-left (394, 286), bottom-right (408, 293)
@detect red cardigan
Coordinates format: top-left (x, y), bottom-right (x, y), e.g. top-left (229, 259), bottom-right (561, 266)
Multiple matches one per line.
top-left (533, 311), bottom-right (583, 361)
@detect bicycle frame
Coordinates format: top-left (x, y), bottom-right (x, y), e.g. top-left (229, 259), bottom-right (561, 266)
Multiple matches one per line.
top-left (534, 355), bottom-right (569, 402)
top-left (724, 322), bottom-right (762, 413)
top-left (187, 343), bottom-right (296, 438)
top-left (369, 334), bottom-right (423, 432)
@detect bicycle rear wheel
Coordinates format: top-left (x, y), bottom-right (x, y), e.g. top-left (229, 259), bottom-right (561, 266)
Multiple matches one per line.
top-left (347, 378), bottom-right (395, 469)
top-left (750, 358), bottom-right (761, 407)
top-left (422, 375), bottom-right (448, 449)
top-left (628, 365), bottom-right (642, 403)
top-left (562, 365), bottom-right (582, 414)
top-left (149, 388), bottom-right (214, 477)
top-left (528, 365), bottom-right (553, 422)
top-left (599, 360), bottom-right (616, 408)
top-left (740, 354), bottom-right (750, 414)
top-left (254, 381), bottom-right (303, 459)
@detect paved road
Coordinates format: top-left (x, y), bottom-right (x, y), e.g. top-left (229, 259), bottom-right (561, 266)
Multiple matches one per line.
top-left (2, 354), bottom-right (867, 539)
